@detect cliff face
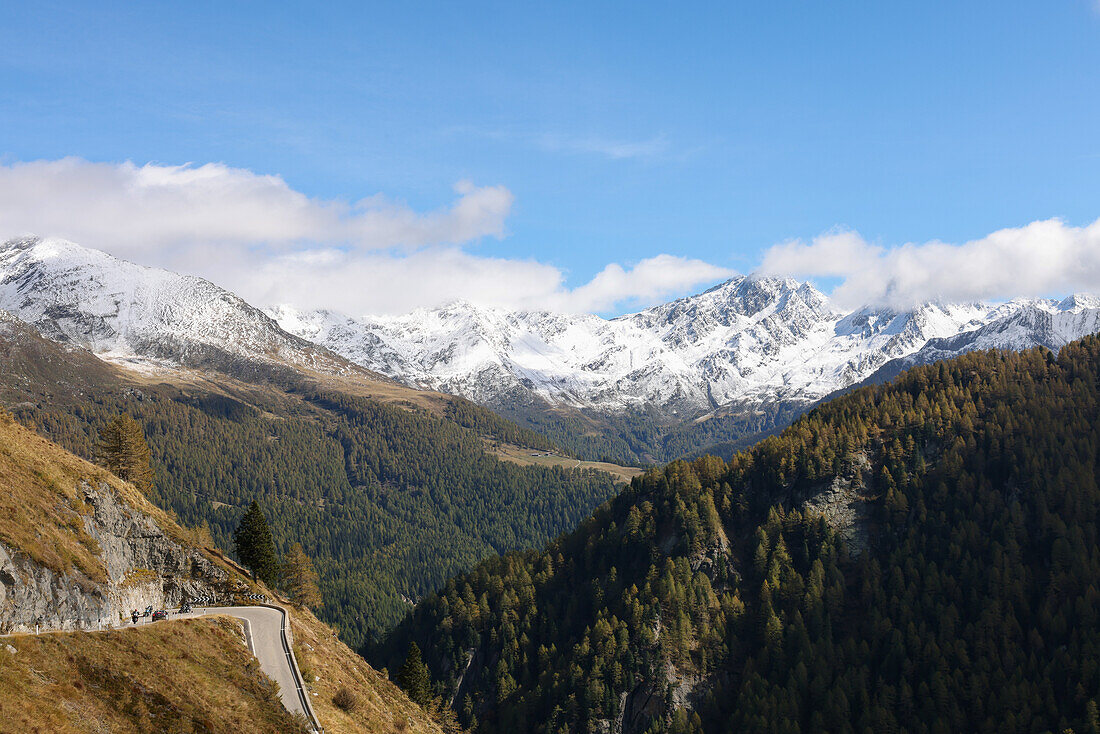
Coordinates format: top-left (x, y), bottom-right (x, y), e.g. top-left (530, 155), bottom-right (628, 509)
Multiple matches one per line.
top-left (0, 410), bottom-right (447, 734)
top-left (0, 479), bottom-right (239, 634)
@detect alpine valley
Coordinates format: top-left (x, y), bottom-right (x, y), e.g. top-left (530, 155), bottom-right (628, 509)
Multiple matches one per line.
top-left (4, 235), bottom-right (1100, 733)
top-left (0, 235), bottom-right (624, 648)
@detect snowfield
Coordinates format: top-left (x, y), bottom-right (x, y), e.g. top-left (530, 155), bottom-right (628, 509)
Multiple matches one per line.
top-left (2, 235), bottom-right (1098, 421)
top-left (271, 280), bottom-right (1100, 417)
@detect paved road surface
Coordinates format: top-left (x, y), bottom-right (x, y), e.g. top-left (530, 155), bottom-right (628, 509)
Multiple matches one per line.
top-left (205, 607), bottom-right (309, 720)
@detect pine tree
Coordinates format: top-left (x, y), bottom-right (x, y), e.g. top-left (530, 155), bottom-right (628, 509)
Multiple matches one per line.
top-left (97, 414), bottom-right (154, 492)
top-left (396, 642), bottom-right (431, 706)
top-left (234, 500), bottom-right (280, 586)
top-left (282, 542), bottom-right (322, 609)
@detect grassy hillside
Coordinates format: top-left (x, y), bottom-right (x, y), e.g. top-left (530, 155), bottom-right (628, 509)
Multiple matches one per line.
top-left (0, 617), bottom-right (305, 734)
top-left (380, 337), bottom-right (1100, 733)
top-left (0, 408), bottom-right (198, 586)
top-left (0, 613), bottom-right (446, 733)
top-left (291, 608), bottom-right (448, 733)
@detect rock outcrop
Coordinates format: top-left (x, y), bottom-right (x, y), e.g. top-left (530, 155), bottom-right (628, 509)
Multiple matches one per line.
top-left (0, 480), bottom-right (236, 633)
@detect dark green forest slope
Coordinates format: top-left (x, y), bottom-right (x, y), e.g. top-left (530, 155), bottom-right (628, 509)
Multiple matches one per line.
top-left (379, 336), bottom-right (1100, 734)
top-left (0, 321), bottom-right (618, 648)
top-left (20, 389), bottom-right (616, 648)
top-left (496, 398), bottom-right (803, 467)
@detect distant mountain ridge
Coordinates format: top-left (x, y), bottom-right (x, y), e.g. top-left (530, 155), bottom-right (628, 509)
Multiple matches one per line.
top-left (4, 235), bottom-right (1099, 462)
top-left (0, 236), bottom-right (359, 379)
top-left (271, 277), bottom-right (1100, 420)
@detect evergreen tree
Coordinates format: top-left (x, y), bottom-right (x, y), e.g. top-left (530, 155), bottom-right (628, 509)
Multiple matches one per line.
top-left (282, 542), bottom-right (322, 609)
top-left (97, 414), bottom-right (153, 492)
top-left (234, 500), bottom-right (279, 586)
top-left (396, 642), bottom-right (431, 706)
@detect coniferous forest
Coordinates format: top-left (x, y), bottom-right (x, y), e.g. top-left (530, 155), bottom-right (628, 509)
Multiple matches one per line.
top-left (4, 6), bottom-right (1097, 733)
top-left (11, 382), bottom-right (618, 648)
top-left (377, 336), bottom-right (1100, 733)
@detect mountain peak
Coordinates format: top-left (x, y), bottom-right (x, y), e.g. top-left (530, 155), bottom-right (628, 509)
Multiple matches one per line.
top-left (0, 235), bottom-right (354, 377)
top-left (1057, 293), bottom-right (1100, 312)
top-left (276, 278), bottom-right (1100, 419)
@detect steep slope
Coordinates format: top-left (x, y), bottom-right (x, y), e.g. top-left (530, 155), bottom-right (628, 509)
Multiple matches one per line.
top-left (291, 607), bottom-right (454, 734)
top-left (0, 617), bottom-right (309, 734)
top-left (0, 308), bottom-right (122, 404)
top-left (0, 310), bottom-right (619, 646)
top-left (379, 336), bottom-right (1100, 734)
top-left (275, 279), bottom-right (1100, 462)
top-left (0, 409), bottom-right (445, 733)
top-left (0, 408), bottom-right (237, 633)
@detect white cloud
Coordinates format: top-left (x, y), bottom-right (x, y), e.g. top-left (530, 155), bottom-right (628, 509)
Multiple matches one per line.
top-left (760, 218), bottom-right (1100, 309)
top-left (237, 249), bottom-right (732, 316)
top-left (0, 158), bottom-right (512, 255)
top-left (0, 157), bottom-right (731, 316)
top-left (554, 254), bottom-right (733, 313)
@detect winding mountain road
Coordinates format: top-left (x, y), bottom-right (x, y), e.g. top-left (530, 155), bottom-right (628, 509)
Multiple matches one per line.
top-left (203, 606), bottom-right (320, 730)
top-left (6, 604), bottom-right (324, 731)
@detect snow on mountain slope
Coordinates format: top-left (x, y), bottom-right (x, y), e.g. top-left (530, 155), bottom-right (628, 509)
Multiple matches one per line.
top-left (4, 234), bottom-right (1096, 422)
top-left (862, 294), bottom-right (1100, 385)
top-left (272, 278), bottom-right (1100, 418)
top-left (0, 236), bottom-right (352, 375)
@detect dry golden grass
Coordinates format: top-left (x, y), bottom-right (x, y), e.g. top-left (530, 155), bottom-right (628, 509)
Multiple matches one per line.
top-left (0, 409), bottom-right (225, 584)
top-left (122, 361), bottom-right (455, 417)
top-left (0, 617), bottom-right (305, 734)
top-left (290, 608), bottom-right (444, 734)
top-left (490, 441), bottom-right (643, 483)
top-left (307, 371), bottom-right (456, 415)
top-left (0, 409), bottom-right (118, 584)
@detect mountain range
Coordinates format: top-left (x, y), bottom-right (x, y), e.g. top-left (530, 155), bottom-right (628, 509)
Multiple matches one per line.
top-left (4, 235), bottom-right (1100, 462)
top-left (0, 235), bottom-right (359, 380)
top-left (0, 235), bottom-right (623, 647)
top-left (5, 234), bottom-right (1100, 732)
top-left (272, 280), bottom-right (1100, 419)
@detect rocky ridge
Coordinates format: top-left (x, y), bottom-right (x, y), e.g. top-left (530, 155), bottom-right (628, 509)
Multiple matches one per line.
top-left (0, 236), bottom-right (360, 380)
top-left (272, 280), bottom-right (1100, 422)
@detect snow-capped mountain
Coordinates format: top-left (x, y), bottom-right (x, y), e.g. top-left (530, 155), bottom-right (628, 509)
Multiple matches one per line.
top-left (271, 279), bottom-right (1100, 419)
top-left (0, 236), bottom-right (354, 376)
top-left (4, 234), bottom-right (1099, 438)
top-left (863, 294), bottom-right (1100, 384)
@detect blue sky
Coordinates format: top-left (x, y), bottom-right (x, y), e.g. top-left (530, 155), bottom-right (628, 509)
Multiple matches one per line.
top-left (1, 1), bottom-right (1099, 315)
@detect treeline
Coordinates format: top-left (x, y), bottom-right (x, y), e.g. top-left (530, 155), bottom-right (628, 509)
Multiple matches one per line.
top-left (378, 336), bottom-right (1100, 733)
top-left (13, 384), bottom-right (618, 648)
